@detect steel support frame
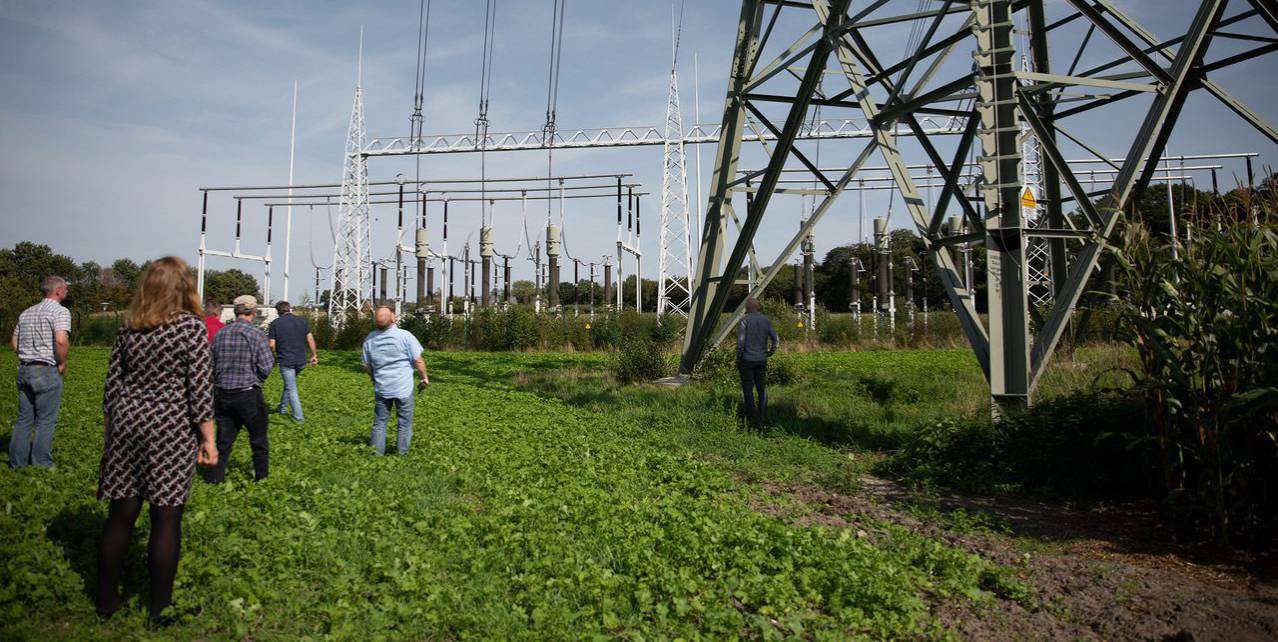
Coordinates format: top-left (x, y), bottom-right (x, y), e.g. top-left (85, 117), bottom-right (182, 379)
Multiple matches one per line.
top-left (679, 0), bottom-right (1271, 408)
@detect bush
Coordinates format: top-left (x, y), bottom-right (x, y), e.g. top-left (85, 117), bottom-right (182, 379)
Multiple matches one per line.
top-left (884, 417), bottom-right (1005, 492)
top-left (997, 391), bottom-right (1148, 496)
top-left (333, 313), bottom-right (373, 350)
top-left (610, 334), bottom-right (670, 383)
top-left (882, 389), bottom-right (1149, 497)
top-left (817, 313), bottom-right (860, 346)
top-left (74, 313), bottom-right (122, 346)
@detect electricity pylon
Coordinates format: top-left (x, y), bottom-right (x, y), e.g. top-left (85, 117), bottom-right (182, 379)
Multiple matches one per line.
top-left (330, 31), bottom-right (371, 325)
top-left (679, 0), bottom-right (1276, 412)
top-left (658, 12), bottom-right (693, 317)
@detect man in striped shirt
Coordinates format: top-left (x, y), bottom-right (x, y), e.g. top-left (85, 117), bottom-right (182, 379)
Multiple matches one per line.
top-left (9, 275), bottom-right (71, 468)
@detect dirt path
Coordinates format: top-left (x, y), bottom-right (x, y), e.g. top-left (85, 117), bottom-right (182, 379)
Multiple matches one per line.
top-left (755, 476), bottom-right (1278, 641)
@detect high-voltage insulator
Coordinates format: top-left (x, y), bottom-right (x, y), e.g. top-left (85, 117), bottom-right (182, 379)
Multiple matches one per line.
top-left (480, 226), bottom-right (494, 307)
top-left (502, 256), bottom-right (512, 304)
top-left (416, 227), bottom-right (429, 306)
top-left (603, 258), bottom-right (613, 308)
top-left (874, 218), bottom-right (892, 315)
top-left (945, 215), bottom-right (974, 306)
top-left (547, 225), bottom-right (562, 310)
top-left (849, 256), bottom-right (863, 315)
top-left (448, 256), bottom-right (455, 314)
top-left (793, 261), bottom-right (802, 307)
top-left (425, 264), bottom-right (435, 309)
top-left (904, 258), bottom-right (916, 314)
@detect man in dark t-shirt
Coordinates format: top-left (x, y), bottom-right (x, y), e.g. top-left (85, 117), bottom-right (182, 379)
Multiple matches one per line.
top-left (267, 301), bottom-right (318, 423)
top-left (736, 297), bottom-right (779, 428)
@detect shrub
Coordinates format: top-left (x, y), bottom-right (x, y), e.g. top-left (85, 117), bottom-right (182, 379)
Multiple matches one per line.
top-left (588, 312), bottom-right (620, 350)
top-left (817, 314), bottom-right (860, 346)
top-left (882, 389), bottom-right (1149, 497)
top-left (74, 313), bottom-right (122, 346)
top-left (884, 417), bottom-right (1005, 492)
top-left (610, 334), bottom-right (670, 383)
top-left (333, 313), bottom-right (373, 350)
top-left (996, 390), bottom-right (1149, 496)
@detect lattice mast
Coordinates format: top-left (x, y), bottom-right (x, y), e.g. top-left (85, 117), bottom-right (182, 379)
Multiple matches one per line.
top-left (657, 4), bottom-right (693, 317)
top-left (329, 30), bottom-right (371, 325)
top-left (1017, 18), bottom-right (1053, 310)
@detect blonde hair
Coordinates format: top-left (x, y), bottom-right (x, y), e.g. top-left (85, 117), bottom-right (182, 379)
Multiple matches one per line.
top-left (125, 256), bottom-right (202, 331)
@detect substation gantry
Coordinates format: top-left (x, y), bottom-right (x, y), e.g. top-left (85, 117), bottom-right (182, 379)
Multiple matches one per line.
top-left (208, 174), bottom-right (647, 319)
top-left (675, 0), bottom-right (1278, 410)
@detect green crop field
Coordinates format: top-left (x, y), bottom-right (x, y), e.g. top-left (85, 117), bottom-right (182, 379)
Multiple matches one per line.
top-left (0, 346), bottom-right (1061, 639)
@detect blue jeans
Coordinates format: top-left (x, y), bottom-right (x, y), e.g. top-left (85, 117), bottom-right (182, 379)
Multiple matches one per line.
top-left (10, 364), bottom-right (63, 468)
top-left (276, 365), bottom-right (304, 422)
top-left (370, 395), bottom-right (414, 456)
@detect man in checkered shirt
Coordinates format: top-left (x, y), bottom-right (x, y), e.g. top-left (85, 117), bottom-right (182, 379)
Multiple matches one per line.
top-left (206, 296), bottom-right (274, 483)
top-left (9, 275), bottom-right (71, 468)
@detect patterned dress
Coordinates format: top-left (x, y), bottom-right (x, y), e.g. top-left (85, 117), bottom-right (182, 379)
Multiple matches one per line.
top-left (98, 314), bottom-right (214, 506)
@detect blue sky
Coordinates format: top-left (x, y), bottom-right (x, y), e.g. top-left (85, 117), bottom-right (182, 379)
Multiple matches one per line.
top-left (2, 0), bottom-right (1275, 302)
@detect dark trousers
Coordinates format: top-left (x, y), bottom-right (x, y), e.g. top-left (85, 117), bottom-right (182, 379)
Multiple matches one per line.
top-left (739, 359), bottom-right (768, 424)
top-left (206, 387), bottom-right (269, 483)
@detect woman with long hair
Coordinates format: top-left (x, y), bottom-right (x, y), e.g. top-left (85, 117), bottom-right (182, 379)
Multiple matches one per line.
top-left (95, 256), bottom-right (218, 623)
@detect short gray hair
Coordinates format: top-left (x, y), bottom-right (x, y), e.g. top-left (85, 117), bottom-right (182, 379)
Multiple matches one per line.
top-left (41, 276), bottom-right (67, 296)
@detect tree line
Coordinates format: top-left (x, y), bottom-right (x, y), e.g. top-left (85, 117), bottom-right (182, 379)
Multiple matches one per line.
top-left (0, 242), bottom-right (260, 337)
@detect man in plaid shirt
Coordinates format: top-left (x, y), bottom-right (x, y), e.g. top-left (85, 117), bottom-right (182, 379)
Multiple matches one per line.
top-left (206, 297), bottom-right (274, 483)
top-left (9, 276), bottom-right (71, 468)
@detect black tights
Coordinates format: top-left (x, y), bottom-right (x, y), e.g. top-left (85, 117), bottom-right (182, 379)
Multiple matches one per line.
top-left (96, 497), bottom-right (185, 620)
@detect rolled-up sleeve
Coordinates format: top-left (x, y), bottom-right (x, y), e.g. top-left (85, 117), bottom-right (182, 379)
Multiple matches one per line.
top-left (253, 333), bottom-right (275, 381)
top-left (186, 322), bottom-right (214, 424)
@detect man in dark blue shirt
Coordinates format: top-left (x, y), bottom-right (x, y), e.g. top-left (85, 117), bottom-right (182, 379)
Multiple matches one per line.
top-left (208, 298), bottom-right (274, 483)
top-left (736, 297), bottom-right (779, 428)
top-left (267, 301), bottom-right (318, 423)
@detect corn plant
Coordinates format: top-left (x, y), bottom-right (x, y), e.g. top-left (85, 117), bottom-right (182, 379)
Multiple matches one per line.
top-left (1109, 198), bottom-right (1278, 545)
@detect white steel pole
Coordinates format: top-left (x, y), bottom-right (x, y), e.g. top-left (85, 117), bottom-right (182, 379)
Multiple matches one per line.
top-left (858, 179), bottom-right (865, 244)
top-left (1166, 166), bottom-right (1179, 259)
top-left (284, 80), bottom-right (297, 303)
top-left (693, 52), bottom-right (703, 254)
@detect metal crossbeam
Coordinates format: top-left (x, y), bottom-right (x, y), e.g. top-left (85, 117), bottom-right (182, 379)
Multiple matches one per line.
top-left (363, 118), bottom-right (966, 157)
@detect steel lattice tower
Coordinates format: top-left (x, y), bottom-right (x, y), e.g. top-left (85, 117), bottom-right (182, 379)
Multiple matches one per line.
top-left (329, 35), bottom-right (371, 325)
top-left (677, 0), bottom-right (1275, 410)
top-left (658, 63), bottom-right (694, 317)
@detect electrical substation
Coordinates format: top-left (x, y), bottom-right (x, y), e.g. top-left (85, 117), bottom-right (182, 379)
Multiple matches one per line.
top-left (192, 0), bottom-right (1276, 409)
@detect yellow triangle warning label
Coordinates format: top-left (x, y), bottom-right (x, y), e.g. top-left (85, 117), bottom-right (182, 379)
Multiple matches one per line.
top-left (1020, 188), bottom-right (1037, 209)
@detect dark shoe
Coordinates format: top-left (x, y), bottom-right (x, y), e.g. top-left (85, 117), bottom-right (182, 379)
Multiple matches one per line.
top-left (96, 600), bottom-right (124, 621)
top-left (147, 613), bottom-right (179, 629)
top-left (148, 603), bottom-right (200, 629)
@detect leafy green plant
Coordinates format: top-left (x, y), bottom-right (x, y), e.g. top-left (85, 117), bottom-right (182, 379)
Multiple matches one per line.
top-left (1, 347), bottom-right (1025, 639)
top-left (610, 334), bottom-right (670, 383)
top-left (1110, 213), bottom-right (1278, 545)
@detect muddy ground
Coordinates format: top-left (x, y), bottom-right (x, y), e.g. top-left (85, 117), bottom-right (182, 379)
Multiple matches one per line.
top-left (755, 476), bottom-right (1278, 641)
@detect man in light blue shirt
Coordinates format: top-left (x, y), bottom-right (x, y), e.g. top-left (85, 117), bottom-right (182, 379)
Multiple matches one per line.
top-left (361, 306), bottom-right (429, 455)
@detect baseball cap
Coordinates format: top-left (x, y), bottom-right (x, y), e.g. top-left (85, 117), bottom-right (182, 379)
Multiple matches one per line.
top-left (233, 294), bottom-right (258, 308)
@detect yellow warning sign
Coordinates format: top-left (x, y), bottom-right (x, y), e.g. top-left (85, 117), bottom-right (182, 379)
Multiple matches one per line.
top-left (1020, 188), bottom-right (1037, 209)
